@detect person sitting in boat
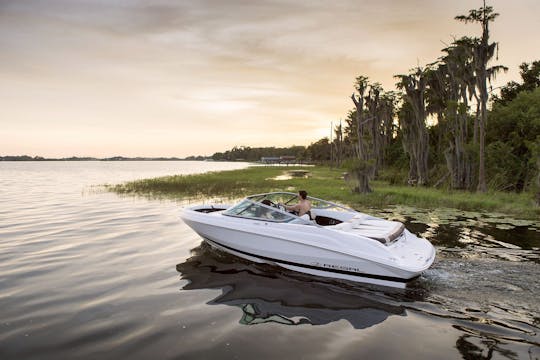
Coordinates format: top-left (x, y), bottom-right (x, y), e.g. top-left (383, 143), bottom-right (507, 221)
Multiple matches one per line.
top-left (261, 199), bottom-right (274, 207)
top-left (284, 190), bottom-right (312, 219)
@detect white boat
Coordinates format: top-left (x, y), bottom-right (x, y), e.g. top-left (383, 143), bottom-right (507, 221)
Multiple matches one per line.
top-left (180, 192), bottom-right (436, 288)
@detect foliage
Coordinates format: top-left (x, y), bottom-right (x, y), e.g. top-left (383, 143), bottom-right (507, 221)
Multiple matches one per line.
top-left (395, 67), bottom-right (430, 186)
top-left (494, 60), bottom-right (540, 105)
top-left (342, 158), bottom-right (374, 193)
top-left (211, 145), bottom-right (307, 162)
top-left (210, 141), bottom-right (335, 163)
top-left (349, 77), bottom-right (399, 192)
top-left (305, 138), bottom-right (331, 162)
top-left (487, 88), bottom-right (540, 192)
top-left (200, 5), bottom-right (539, 205)
top-left (109, 165), bottom-right (539, 219)
top-left (485, 141), bottom-right (522, 190)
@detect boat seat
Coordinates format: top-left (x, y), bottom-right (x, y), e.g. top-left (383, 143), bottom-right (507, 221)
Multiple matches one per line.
top-left (332, 222), bottom-right (353, 231)
top-left (290, 213), bottom-right (314, 224)
top-left (352, 214), bottom-right (369, 223)
top-left (331, 218), bottom-right (405, 244)
top-left (351, 220), bottom-right (405, 244)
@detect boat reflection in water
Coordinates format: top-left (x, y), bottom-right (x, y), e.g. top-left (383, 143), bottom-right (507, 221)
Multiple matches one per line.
top-left (176, 243), bottom-right (427, 329)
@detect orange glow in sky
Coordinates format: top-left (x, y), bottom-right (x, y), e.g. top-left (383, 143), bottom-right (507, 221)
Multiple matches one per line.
top-left (1, 0), bottom-right (539, 157)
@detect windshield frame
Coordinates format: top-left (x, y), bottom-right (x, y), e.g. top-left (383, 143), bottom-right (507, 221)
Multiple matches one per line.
top-left (222, 198), bottom-right (296, 223)
top-left (246, 192), bottom-right (354, 211)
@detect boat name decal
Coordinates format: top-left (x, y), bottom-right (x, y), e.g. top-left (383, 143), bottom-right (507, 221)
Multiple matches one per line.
top-left (312, 262), bottom-right (361, 273)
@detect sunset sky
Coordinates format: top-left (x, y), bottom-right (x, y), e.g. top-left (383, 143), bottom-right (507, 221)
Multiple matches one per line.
top-left (1, 0), bottom-right (539, 158)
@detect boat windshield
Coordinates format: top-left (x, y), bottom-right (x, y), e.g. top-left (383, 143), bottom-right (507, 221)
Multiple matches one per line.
top-left (222, 199), bottom-right (294, 222)
top-left (246, 192), bottom-right (352, 211)
top-left (248, 193), bottom-right (298, 206)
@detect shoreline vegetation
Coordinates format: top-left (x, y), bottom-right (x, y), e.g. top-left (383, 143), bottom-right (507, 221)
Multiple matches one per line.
top-left (108, 166), bottom-right (539, 220)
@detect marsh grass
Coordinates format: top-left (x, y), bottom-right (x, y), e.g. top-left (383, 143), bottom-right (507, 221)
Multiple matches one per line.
top-left (108, 165), bottom-right (539, 219)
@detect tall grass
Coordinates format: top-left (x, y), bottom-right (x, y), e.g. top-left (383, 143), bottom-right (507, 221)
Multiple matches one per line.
top-left (108, 166), bottom-right (539, 219)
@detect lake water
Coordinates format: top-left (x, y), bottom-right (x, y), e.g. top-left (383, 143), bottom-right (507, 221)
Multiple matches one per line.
top-left (1, 161), bottom-right (539, 359)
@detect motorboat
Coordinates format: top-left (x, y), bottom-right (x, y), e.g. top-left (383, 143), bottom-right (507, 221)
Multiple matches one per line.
top-left (180, 192), bottom-right (436, 288)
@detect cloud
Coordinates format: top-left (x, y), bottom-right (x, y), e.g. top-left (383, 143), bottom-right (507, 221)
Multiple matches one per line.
top-left (0, 0), bottom-right (538, 156)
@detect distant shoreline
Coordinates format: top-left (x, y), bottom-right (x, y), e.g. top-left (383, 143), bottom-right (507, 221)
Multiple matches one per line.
top-left (0, 156), bottom-right (213, 162)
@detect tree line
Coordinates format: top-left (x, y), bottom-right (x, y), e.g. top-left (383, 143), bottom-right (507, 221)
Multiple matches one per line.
top-left (212, 3), bottom-right (539, 203)
top-left (329, 3), bottom-right (539, 202)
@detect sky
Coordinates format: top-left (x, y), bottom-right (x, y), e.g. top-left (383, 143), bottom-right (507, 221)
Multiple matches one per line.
top-left (1, 0), bottom-right (539, 158)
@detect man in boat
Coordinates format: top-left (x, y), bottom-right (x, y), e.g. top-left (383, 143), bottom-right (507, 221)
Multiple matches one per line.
top-left (284, 190), bottom-right (312, 219)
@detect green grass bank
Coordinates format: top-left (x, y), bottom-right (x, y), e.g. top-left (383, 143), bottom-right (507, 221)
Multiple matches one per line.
top-left (108, 165), bottom-right (539, 219)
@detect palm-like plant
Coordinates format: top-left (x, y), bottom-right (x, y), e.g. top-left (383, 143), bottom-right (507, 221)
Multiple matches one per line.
top-left (349, 77), bottom-right (398, 192)
top-left (427, 37), bottom-right (477, 189)
top-left (350, 76), bottom-right (373, 193)
top-left (455, 1), bottom-right (507, 192)
top-left (395, 67), bottom-right (430, 186)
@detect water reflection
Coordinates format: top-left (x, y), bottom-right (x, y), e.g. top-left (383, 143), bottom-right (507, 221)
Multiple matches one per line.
top-left (373, 206), bottom-right (540, 265)
top-left (455, 334), bottom-right (518, 360)
top-left (176, 243), bottom-right (423, 329)
top-left (376, 206), bottom-right (540, 251)
top-left (3, 161), bottom-right (539, 359)
top-left (175, 242), bottom-right (540, 358)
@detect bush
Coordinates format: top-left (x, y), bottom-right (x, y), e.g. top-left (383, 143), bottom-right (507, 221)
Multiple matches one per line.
top-left (486, 141), bottom-right (522, 191)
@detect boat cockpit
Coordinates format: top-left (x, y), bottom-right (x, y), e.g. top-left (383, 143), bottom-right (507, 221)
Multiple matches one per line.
top-left (220, 192), bottom-right (353, 226)
top-left (191, 192), bottom-right (408, 245)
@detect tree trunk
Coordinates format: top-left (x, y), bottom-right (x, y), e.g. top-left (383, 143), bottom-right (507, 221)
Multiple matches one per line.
top-left (455, 2), bottom-right (503, 192)
top-left (477, 70), bottom-right (488, 193)
top-left (536, 156), bottom-right (540, 206)
top-left (351, 83), bottom-right (372, 194)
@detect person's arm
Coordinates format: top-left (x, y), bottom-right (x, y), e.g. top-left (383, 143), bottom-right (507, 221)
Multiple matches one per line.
top-left (285, 204), bottom-right (300, 212)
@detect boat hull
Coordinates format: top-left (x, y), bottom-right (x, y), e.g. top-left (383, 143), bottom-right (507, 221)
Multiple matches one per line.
top-left (204, 238), bottom-right (418, 288)
top-left (181, 209), bottom-right (435, 288)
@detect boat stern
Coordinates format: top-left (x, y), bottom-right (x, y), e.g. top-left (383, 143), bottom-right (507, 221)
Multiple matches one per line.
top-left (387, 230), bottom-right (436, 275)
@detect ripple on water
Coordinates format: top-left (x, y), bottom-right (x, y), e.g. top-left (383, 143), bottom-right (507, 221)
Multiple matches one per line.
top-left (1, 162), bottom-right (539, 360)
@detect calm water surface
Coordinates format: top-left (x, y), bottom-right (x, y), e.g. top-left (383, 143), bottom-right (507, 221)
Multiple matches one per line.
top-left (0, 162), bottom-right (539, 359)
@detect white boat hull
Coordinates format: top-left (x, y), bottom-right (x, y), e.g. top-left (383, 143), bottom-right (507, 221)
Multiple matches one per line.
top-left (181, 204), bottom-right (435, 288)
top-left (204, 239), bottom-right (414, 288)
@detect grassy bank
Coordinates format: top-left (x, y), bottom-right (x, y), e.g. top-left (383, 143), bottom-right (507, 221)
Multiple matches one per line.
top-left (109, 166), bottom-right (539, 219)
